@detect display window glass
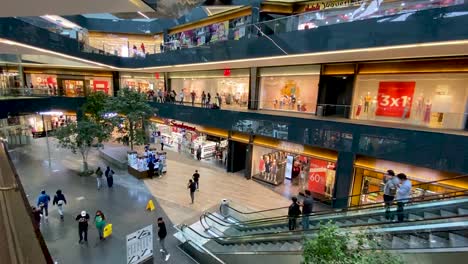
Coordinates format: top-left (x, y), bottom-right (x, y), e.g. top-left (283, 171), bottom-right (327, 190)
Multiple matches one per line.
top-left (258, 66), bottom-right (320, 113)
top-left (26, 74), bottom-right (58, 95)
top-left (352, 73), bottom-right (468, 129)
top-left (120, 75), bottom-right (165, 99)
top-left (170, 78), bottom-right (249, 110)
top-left (350, 157), bottom-right (468, 207)
top-left (251, 145), bottom-right (336, 199)
top-left (63, 80), bottom-right (85, 97)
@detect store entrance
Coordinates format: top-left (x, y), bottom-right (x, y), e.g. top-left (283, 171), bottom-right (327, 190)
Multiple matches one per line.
top-left (317, 75), bottom-right (354, 117)
top-left (227, 141), bottom-right (247, 173)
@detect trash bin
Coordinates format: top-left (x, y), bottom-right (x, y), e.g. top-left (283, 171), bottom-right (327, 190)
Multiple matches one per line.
top-left (220, 199), bottom-right (229, 218)
top-left (316, 105), bottom-right (324, 117)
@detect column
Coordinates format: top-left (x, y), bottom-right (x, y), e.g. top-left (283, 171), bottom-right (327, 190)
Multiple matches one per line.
top-left (248, 67), bottom-right (259, 110)
top-left (112, 71), bottom-right (120, 96)
top-left (332, 151), bottom-right (355, 209)
top-left (244, 133), bottom-right (255, 179)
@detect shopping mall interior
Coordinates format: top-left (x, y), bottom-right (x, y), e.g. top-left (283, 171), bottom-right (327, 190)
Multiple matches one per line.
top-left (1, 0), bottom-right (468, 264)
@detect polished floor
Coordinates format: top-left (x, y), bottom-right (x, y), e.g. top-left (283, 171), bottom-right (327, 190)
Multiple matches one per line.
top-left (9, 138), bottom-right (195, 264)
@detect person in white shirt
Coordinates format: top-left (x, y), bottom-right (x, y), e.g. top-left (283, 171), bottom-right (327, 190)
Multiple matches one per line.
top-left (396, 173), bottom-right (412, 222)
top-left (383, 170), bottom-right (397, 220)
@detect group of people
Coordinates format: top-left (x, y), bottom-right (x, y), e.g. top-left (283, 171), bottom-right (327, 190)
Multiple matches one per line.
top-left (32, 190), bottom-right (109, 243)
top-left (383, 170), bottom-right (412, 222)
top-left (95, 166), bottom-right (115, 190)
top-left (287, 190), bottom-right (314, 231)
top-left (147, 89), bottom-right (226, 109)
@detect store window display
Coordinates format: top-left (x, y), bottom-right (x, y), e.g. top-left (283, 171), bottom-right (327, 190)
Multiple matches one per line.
top-left (120, 74), bottom-right (165, 98)
top-left (27, 74), bottom-right (58, 95)
top-left (251, 145), bottom-right (336, 199)
top-left (352, 73), bottom-right (468, 129)
top-left (170, 78), bottom-right (249, 109)
top-left (258, 66), bottom-right (320, 113)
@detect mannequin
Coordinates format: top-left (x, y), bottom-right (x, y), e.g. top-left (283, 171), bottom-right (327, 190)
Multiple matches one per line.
top-left (370, 96), bottom-right (377, 118)
top-left (271, 159), bottom-right (278, 184)
top-left (415, 93), bottom-right (424, 120)
top-left (265, 155), bottom-right (271, 181)
top-left (402, 104), bottom-right (410, 119)
top-left (259, 155), bottom-right (265, 176)
top-left (355, 96), bottom-right (363, 118)
top-left (297, 98), bottom-right (302, 112)
top-left (424, 99), bottom-right (432, 123)
top-left (364, 92), bottom-right (372, 113)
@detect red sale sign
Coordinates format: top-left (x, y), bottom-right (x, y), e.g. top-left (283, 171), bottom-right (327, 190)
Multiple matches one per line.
top-left (308, 158), bottom-right (328, 195)
top-left (93, 80), bottom-right (109, 94)
top-left (376, 82), bottom-right (415, 118)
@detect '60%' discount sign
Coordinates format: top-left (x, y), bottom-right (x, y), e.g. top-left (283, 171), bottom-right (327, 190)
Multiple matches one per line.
top-left (376, 81), bottom-right (415, 118)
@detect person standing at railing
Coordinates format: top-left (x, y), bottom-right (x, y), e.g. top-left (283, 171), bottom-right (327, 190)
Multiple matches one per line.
top-left (288, 196), bottom-right (301, 231)
top-left (301, 190), bottom-right (314, 230)
top-left (191, 90), bottom-right (196, 106)
top-left (396, 173), bottom-right (412, 222)
top-left (201, 91), bottom-right (206, 107)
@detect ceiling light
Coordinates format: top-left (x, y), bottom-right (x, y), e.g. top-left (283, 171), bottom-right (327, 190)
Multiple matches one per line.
top-left (401, 3), bottom-right (406, 6)
top-left (137, 11), bottom-right (150, 20)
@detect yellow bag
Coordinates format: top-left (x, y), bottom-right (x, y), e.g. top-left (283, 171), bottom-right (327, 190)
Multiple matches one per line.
top-left (103, 223), bottom-right (112, 238)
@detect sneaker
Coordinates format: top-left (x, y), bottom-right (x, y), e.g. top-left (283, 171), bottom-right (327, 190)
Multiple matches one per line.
top-left (165, 254), bottom-right (170, 261)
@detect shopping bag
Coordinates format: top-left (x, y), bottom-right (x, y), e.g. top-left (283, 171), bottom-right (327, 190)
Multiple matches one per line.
top-left (103, 223), bottom-right (112, 238)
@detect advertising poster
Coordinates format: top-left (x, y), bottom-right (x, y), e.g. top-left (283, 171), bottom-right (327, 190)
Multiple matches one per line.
top-left (209, 21), bottom-right (229, 43)
top-left (376, 81), bottom-right (415, 118)
top-left (308, 158), bottom-right (328, 195)
top-left (92, 80), bottom-right (109, 94)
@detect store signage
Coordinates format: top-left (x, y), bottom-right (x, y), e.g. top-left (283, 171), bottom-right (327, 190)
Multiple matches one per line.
top-left (278, 141), bottom-right (304, 154)
top-left (303, 0), bottom-right (363, 12)
top-left (168, 120), bottom-right (196, 131)
top-left (308, 158), bottom-right (328, 195)
top-left (376, 81), bottom-right (415, 118)
top-left (223, 69), bottom-right (231, 77)
top-left (93, 80), bottom-right (109, 94)
top-left (154, 72), bottom-right (160, 79)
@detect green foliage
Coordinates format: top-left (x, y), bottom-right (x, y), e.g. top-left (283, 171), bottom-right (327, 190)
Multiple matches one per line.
top-left (53, 120), bottom-right (107, 172)
top-left (83, 91), bottom-right (108, 122)
top-left (303, 222), bottom-right (403, 264)
top-left (107, 88), bottom-right (154, 150)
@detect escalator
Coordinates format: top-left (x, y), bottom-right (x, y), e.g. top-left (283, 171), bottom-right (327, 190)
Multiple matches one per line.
top-left (175, 193), bottom-right (468, 264)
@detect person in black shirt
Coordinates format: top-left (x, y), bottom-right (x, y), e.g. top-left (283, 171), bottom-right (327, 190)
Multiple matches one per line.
top-left (75, 211), bottom-right (90, 244)
top-left (188, 180), bottom-right (196, 204)
top-left (301, 190), bottom-right (314, 230)
top-left (288, 197), bottom-right (301, 231)
top-left (157, 217), bottom-right (170, 261)
top-left (52, 189), bottom-right (67, 220)
top-left (148, 160), bottom-right (155, 179)
top-left (192, 170), bottom-right (200, 190)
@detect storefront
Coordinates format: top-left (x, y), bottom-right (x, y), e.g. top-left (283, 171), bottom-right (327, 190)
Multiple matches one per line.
top-left (250, 136), bottom-right (338, 199)
top-left (120, 73), bottom-right (165, 97)
top-left (258, 65), bottom-right (320, 114)
top-left (149, 118), bottom-right (230, 170)
top-left (27, 111), bottom-right (77, 137)
top-left (169, 69), bottom-right (250, 109)
top-left (25, 70), bottom-right (114, 96)
top-left (87, 31), bottom-right (164, 57)
top-left (350, 156), bottom-right (468, 207)
top-left (351, 72), bottom-right (468, 129)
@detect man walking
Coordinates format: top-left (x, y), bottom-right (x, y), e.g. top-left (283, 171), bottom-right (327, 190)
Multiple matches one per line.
top-left (288, 196), bottom-right (301, 231)
top-left (396, 173), bottom-right (412, 222)
top-left (301, 190), bottom-right (313, 230)
top-left (75, 210), bottom-right (90, 244)
top-left (196, 146), bottom-right (202, 161)
top-left (192, 170), bottom-right (200, 190)
top-left (105, 166), bottom-right (114, 188)
top-left (383, 170), bottom-right (398, 220)
top-left (188, 179), bottom-right (196, 204)
top-left (157, 217), bottom-right (171, 261)
top-left (53, 189), bottom-right (67, 220)
top-left (37, 190), bottom-right (51, 219)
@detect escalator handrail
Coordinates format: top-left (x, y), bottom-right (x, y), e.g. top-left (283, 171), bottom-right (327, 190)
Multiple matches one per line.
top-left (183, 214), bottom-right (468, 245)
top-left (224, 174), bottom-right (468, 216)
top-left (221, 191), bottom-right (468, 226)
top-left (203, 197), bottom-right (468, 232)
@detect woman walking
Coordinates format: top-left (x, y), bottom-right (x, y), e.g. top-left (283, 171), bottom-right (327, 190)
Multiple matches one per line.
top-left (94, 210), bottom-right (107, 240)
top-left (96, 167), bottom-right (103, 190)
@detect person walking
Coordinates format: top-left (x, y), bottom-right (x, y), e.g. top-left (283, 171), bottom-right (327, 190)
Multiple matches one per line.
top-left (179, 89), bottom-right (185, 105)
top-left (37, 190), bottom-right (51, 219)
top-left (396, 173), bottom-right (412, 222)
top-left (160, 141), bottom-right (164, 151)
top-left (188, 179), bottom-right (196, 204)
top-left (75, 211), bottom-right (90, 244)
top-left (96, 167), bottom-right (103, 190)
top-left (157, 217), bottom-right (171, 261)
top-left (148, 160), bottom-right (155, 179)
top-left (94, 210), bottom-right (107, 240)
top-left (383, 170), bottom-right (398, 220)
top-left (201, 91), bottom-right (206, 107)
top-left (196, 145), bottom-right (202, 161)
top-left (191, 90), bottom-right (196, 106)
top-left (105, 166), bottom-right (114, 188)
top-left (192, 170), bottom-right (200, 190)
top-left (301, 190), bottom-right (313, 230)
top-left (52, 189), bottom-right (67, 220)
top-left (288, 196), bottom-right (301, 231)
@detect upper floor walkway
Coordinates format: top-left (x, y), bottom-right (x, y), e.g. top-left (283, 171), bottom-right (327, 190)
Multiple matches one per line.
top-left (1, 1), bottom-right (468, 69)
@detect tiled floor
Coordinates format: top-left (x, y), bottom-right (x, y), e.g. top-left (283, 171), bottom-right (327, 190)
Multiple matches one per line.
top-left (9, 138), bottom-right (195, 264)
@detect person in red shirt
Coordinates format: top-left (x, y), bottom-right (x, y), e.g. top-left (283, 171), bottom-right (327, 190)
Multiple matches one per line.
top-left (141, 43), bottom-right (146, 54)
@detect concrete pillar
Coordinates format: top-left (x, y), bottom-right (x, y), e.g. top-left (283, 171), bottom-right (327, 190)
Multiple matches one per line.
top-left (332, 151), bottom-right (355, 209)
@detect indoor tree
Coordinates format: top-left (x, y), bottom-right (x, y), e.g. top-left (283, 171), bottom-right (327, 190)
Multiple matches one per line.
top-left (107, 88), bottom-right (154, 150)
top-left (303, 222), bottom-right (403, 264)
top-left (53, 119), bottom-right (108, 174)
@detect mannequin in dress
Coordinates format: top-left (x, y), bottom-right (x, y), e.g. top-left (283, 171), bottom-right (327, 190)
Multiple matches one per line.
top-left (271, 159), bottom-right (278, 184)
top-left (264, 155), bottom-right (271, 181)
top-left (355, 96), bottom-right (363, 118)
top-left (424, 99), bottom-right (432, 123)
top-left (415, 93), bottom-right (424, 120)
top-left (364, 92), bottom-right (372, 113)
top-left (259, 155), bottom-right (265, 176)
top-left (402, 104), bottom-right (410, 119)
top-left (370, 96), bottom-right (377, 118)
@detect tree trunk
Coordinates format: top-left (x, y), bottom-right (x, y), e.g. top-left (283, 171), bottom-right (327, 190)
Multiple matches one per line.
top-left (81, 148), bottom-right (89, 172)
top-left (129, 121), bottom-right (134, 150)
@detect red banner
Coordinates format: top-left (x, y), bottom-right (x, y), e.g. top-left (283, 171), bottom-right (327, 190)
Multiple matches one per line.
top-left (93, 80), bottom-right (109, 94)
top-left (308, 158), bottom-right (328, 195)
top-left (376, 81), bottom-right (415, 118)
